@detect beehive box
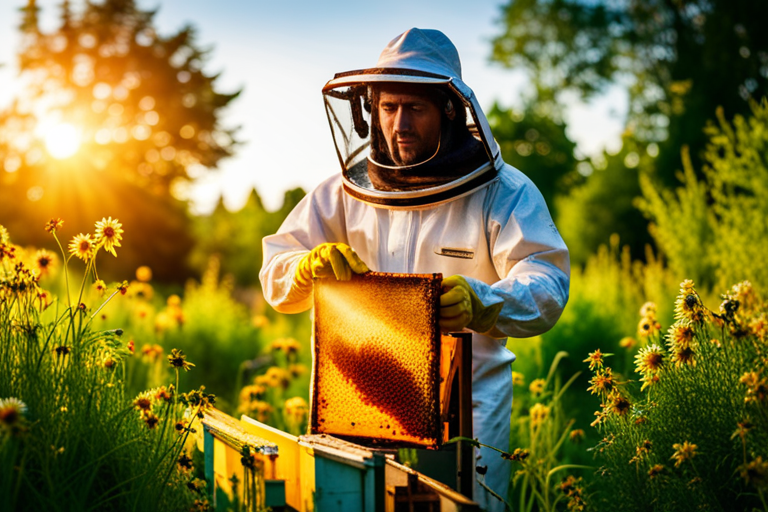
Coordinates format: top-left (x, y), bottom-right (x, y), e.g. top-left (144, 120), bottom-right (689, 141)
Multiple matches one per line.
top-left (312, 272), bottom-right (443, 447)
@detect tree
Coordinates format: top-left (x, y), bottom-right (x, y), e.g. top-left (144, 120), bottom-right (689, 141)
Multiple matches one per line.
top-left (0, 0), bottom-right (239, 280)
top-left (490, 0), bottom-right (768, 260)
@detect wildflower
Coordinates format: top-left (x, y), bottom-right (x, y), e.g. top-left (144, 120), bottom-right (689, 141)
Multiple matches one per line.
top-left (175, 419), bottom-right (188, 434)
top-left (177, 452), bottom-right (193, 471)
top-left (93, 280), bottom-right (107, 296)
top-left (143, 412), bottom-right (160, 429)
top-left (667, 322), bottom-right (695, 348)
top-left (710, 338), bottom-right (722, 348)
top-left (670, 344), bottom-right (696, 367)
top-left (502, 448), bottom-right (530, 462)
top-left (135, 265), bottom-right (152, 282)
top-left (674, 286), bottom-right (705, 323)
top-left (619, 337), bottom-right (637, 350)
top-left (635, 344), bottom-right (665, 375)
top-left (133, 391), bottom-right (153, 412)
top-left (591, 409), bottom-right (608, 427)
top-left (167, 294), bottom-right (182, 307)
top-left (187, 478), bottom-right (206, 494)
top-left (289, 363), bottom-right (308, 378)
top-left (529, 403), bottom-right (550, 428)
top-left (155, 386), bottom-right (173, 402)
top-left (33, 249), bottom-right (56, 277)
top-left (270, 337), bottom-right (301, 356)
top-left (54, 345), bottom-right (71, 357)
top-left (285, 396), bottom-right (308, 424)
top-left (245, 401), bottom-right (273, 423)
top-left (640, 373), bottom-right (660, 392)
top-left (630, 439), bottom-right (653, 463)
top-left (69, 233), bottom-right (95, 261)
top-left (529, 378), bottom-right (546, 396)
top-left (648, 464), bottom-right (665, 479)
top-left (639, 302), bottom-right (657, 318)
top-left (239, 384), bottom-right (267, 404)
top-left (94, 217), bottom-right (123, 257)
top-left (0, 397), bottom-right (28, 427)
top-left (670, 441), bottom-right (698, 467)
top-left (168, 348), bottom-right (195, 372)
top-left (637, 316), bottom-right (661, 337)
top-left (127, 339), bottom-right (135, 353)
top-left (117, 281), bottom-right (129, 295)
top-left (102, 355), bottom-right (115, 369)
top-left (512, 371), bottom-right (525, 386)
top-left (607, 391), bottom-right (631, 416)
top-left (750, 314), bottom-right (767, 342)
top-left (44, 218), bottom-right (64, 234)
top-left (587, 368), bottom-right (614, 396)
top-left (738, 456), bottom-right (768, 488)
top-left (265, 366), bottom-right (291, 388)
top-left (739, 371), bottom-right (768, 404)
top-left (583, 349), bottom-right (607, 371)
top-left (141, 344), bottom-right (164, 361)
top-left (569, 429), bottom-right (585, 443)
top-left (731, 419), bottom-right (753, 441)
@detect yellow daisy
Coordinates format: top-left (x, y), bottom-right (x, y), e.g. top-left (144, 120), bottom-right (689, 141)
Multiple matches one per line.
top-left (44, 218), bottom-right (64, 234)
top-left (94, 217), bottom-right (124, 257)
top-left (529, 378), bottom-right (546, 396)
top-left (635, 344), bottom-right (665, 375)
top-left (670, 441), bottom-right (698, 467)
top-left (68, 233), bottom-right (94, 261)
top-left (34, 249), bottom-right (57, 277)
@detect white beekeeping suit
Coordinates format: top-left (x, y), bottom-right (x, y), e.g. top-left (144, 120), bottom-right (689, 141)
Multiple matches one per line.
top-left (260, 28), bottom-right (570, 511)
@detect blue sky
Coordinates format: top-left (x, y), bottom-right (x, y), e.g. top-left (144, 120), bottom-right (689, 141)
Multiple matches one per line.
top-left (0, 0), bottom-right (626, 212)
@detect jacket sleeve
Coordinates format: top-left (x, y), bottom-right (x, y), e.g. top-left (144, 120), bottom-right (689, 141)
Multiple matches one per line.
top-left (467, 167), bottom-right (570, 339)
top-left (259, 176), bottom-right (349, 314)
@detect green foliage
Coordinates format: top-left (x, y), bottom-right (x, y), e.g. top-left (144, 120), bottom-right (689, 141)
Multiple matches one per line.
top-left (486, 103), bottom-right (579, 216)
top-left (189, 188), bottom-right (306, 287)
top-left (0, 222), bottom-right (207, 512)
top-left (638, 99), bottom-right (768, 291)
top-left (0, 0), bottom-right (240, 281)
top-left (586, 282), bottom-right (768, 512)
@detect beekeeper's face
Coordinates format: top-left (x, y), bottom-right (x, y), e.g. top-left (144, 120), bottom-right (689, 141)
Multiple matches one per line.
top-left (377, 84), bottom-right (442, 166)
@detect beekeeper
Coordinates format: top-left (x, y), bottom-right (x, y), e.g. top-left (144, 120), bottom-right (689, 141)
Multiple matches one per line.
top-left (260, 28), bottom-right (570, 510)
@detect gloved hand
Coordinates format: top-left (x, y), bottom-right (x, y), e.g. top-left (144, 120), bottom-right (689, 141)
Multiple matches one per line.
top-left (439, 275), bottom-right (503, 334)
top-left (292, 243), bottom-right (369, 298)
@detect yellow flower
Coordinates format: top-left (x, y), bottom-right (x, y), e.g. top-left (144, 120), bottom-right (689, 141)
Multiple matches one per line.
top-left (288, 363), bottom-right (308, 378)
top-left (284, 396), bottom-right (308, 423)
top-left (270, 337), bottom-right (301, 355)
top-left (94, 217), bottom-right (124, 257)
top-left (587, 368), bottom-right (614, 396)
top-left (640, 373), bottom-right (660, 392)
top-left (670, 441), bottom-right (697, 467)
top-left (529, 403), bottom-right (550, 428)
top-left (0, 397), bottom-right (28, 428)
top-left (529, 378), bottom-right (546, 396)
top-left (674, 288), bottom-right (705, 323)
top-left (133, 391), bottom-right (154, 412)
top-left (583, 349), bottom-right (607, 371)
top-left (637, 316), bottom-right (661, 337)
top-left (0, 225), bottom-right (9, 244)
top-left (167, 294), bottom-right (182, 307)
top-left (239, 384), bottom-right (267, 404)
top-left (738, 456), bottom-right (768, 488)
top-left (667, 322), bottom-right (695, 349)
top-left (68, 233), bottom-right (95, 261)
top-left (639, 302), bottom-right (657, 319)
top-left (607, 390), bottom-right (631, 416)
top-left (512, 371), bottom-right (525, 387)
top-left (635, 344), bottom-right (665, 375)
top-left (648, 464), bottom-right (665, 479)
top-left (569, 429), bottom-right (585, 443)
top-left (739, 372), bottom-right (768, 404)
top-left (93, 280), bottom-right (107, 296)
top-left (750, 314), bottom-right (767, 342)
top-left (33, 249), bottom-right (57, 277)
top-left (44, 218), bottom-right (64, 234)
top-left (135, 265), bottom-right (153, 282)
top-left (619, 337), bottom-right (637, 350)
top-left (670, 344), bottom-right (696, 367)
top-left (265, 366), bottom-right (291, 388)
top-left (167, 348), bottom-right (195, 372)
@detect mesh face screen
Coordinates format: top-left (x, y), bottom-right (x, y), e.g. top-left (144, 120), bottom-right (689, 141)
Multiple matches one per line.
top-left (311, 272), bottom-right (443, 447)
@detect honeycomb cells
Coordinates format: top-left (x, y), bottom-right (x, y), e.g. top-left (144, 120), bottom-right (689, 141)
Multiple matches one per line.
top-left (312, 272), bottom-right (442, 446)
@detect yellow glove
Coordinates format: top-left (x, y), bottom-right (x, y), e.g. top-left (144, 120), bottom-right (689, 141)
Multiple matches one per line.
top-left (292, 243), bottom-right (369, 298)
top-left (439, 275), bottom-right (503, 334)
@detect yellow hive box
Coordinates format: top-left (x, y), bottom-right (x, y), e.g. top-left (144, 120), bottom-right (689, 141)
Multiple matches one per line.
top-left (312, 272), bottom-right (443, 447)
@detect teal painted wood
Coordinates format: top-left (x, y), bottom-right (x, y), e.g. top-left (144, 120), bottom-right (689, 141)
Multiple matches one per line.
top-left (264, 480), bottom-right (286, 508)
top-left (204, 425), bottom-right (215, 497)
top-left (314, 456), bottom-right (363, 511)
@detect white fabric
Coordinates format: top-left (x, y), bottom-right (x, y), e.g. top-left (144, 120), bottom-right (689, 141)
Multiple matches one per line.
top-left (260, 167), bottom-right (570, 510)
top-left (260, 28), bottom-right (570, 511)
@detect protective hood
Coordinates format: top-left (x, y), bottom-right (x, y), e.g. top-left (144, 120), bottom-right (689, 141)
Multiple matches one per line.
top-left (323, 28), bottom-right (502, 208)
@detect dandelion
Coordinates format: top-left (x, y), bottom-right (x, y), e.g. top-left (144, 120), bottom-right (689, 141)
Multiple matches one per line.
top-left (93, 280), bottom-right (107, 296)
top-left (648, 464), bottom-right (665, 479)
top-left (44, 218), bottom-right (64, 234)
top-left (0, 397), bottom-right (28, 427)
top-left (635, 344), bottom-right (665, 375)
top-left (670, 441), bottom-right (698, 467)
top-left (265, 366), bottom-right (291, 388)
top-left (587, 368), bottom-right (615, 396)
top-left (529, 378), bottom-right (546, 396)
top-left (270, 337), bottom-right (301, 355)
top-left (94, 217), bottom-right (123, 257)
top-left (738, 456), bottom-right (768, 488)
top-left (33, 249), bottom-right (57, 277)
top-left (529, 403), bottom-right (550, 428)
top-left (68, 233), bottom-right (95, 261)
top-left (583, 349), bottom-right (607, 371)
top-left (619, 337), bottom-right (637, 350)
top-left (168, 348), bottom-right (195, 372)
top-left (512, 371), bottom-right (525, 387)
top-left (239, 384), bottom-right (267, 404)
top-left (135, 265), bottom-right (152, 282)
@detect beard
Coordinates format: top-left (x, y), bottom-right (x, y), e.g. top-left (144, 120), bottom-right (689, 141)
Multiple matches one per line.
top-left (389, 132), bottom-right (436, 166)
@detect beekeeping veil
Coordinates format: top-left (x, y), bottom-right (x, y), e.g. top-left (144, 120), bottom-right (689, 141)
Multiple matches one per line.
top-left (322, 28), bottom-right (502, 208)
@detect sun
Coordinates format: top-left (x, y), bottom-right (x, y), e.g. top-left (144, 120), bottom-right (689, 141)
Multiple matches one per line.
top-left (43, 122), bottom-right (82, 159)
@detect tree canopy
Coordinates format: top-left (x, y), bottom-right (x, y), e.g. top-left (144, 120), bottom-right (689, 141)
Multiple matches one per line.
top-left (0, 0), bottom-right (240, 280)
